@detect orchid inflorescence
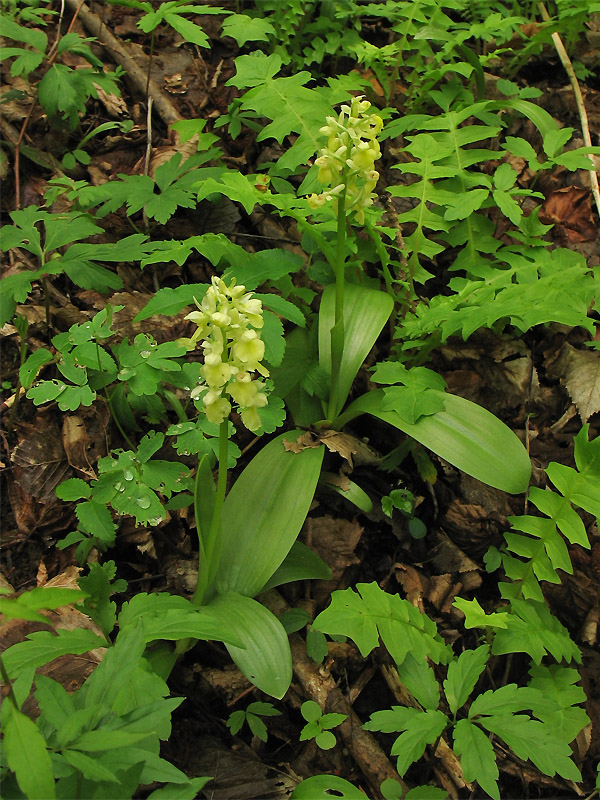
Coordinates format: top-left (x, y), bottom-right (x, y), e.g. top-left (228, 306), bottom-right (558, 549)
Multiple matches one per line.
top-left (183, 277), bottom-right (269, 432)
top-left (308, 95), bottom-right (383, 223)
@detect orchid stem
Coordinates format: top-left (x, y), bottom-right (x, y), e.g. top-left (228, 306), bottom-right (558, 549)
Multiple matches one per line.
top-left (191, 419), bottom-right (228, 607)
top-left (327, 181), bottom-right (347, 421)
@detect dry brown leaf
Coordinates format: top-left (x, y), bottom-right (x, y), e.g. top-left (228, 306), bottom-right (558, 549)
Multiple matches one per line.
top-left (552, 343), bottom-right (600, 422)
top-left (0, 603), bottom-right (105, 718)
top-left (320, 430), bottom-right (359, 468)
top-left (430, 532), bottom-right (480, 576)
top-left (539, 186), bottom-right (598, 242)
top-left (282, 430), bottom-right (322, 453)
top-left (11, 419), bottom-right (70, 503)
top-left (394, 563), bottom-right (428, 612)
top-left (306, 516), bottom-right (363, 601)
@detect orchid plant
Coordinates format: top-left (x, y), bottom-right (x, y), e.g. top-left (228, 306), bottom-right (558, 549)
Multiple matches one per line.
top-left (164, 97), bottom-right (532, 699)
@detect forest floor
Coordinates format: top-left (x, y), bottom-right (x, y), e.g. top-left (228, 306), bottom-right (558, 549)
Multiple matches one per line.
top-left (1, 2), bottom-right (600, 799)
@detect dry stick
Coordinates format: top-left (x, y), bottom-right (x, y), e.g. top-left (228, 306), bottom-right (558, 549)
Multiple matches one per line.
top-left (63, 0), bottom-right (182, 128)
top-left (263, 590), bottom-right (406, 799)
top-left (538, 2), bottom-right (600, 219)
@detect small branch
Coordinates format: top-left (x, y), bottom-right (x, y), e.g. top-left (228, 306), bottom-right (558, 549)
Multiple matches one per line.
top-left (538, 2), bottom-right (600, 219)
top-left (64, 0), bottom-right (182, 128)
top-left (262, 590), bottom-right (405, 799)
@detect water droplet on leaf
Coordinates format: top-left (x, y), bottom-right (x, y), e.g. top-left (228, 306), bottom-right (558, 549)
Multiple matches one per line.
top-left (140, 350), bottom-right (152, 358)
top-left (137, 496), bottom-right (151, 509)
top-left (123, 469), bottom-right (134, 481)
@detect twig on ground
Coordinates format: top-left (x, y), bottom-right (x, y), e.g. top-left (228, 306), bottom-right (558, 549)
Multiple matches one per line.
top-left (263, 590), bottom-right (406, 799)
top-left (538, 2), bottom-right (600, 219)
top-left (63, 0), bottom-right (182, 128)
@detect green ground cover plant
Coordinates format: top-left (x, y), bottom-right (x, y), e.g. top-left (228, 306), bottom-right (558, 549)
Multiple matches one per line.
top-left (0, 0), bottom-right (598, 797)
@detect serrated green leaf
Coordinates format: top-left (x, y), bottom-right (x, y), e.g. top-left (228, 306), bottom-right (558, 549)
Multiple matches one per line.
top-left (56, 478), bottom-right (91, 501)
top-left (492, 599), bottom-right (580, 664)
top-left (38, 63), bottom-right (87, 127)
top-left (396, 653), bottom-right (440, 710)
top-left (2, 628), bottom-right (107, 679)
top-left (247, 713), bottom-right (268, 741)
top-left (443, 645), bottom-right (489, 714)
top-left (480, 714), bottom-right (581, 781)
top-left (453, 597), bottom-right (509, 629)
top-left (2, 704), bottom-right (56, 799)
top-left (221, 14), bottom-right (275, 46)
top-left (227, 709), bottom-right (245, 735)
top-left (0, 587), bottom-right (85, 623)
top-left (389, 709), bottom-right (448, 776)
top-left (19, 348), bottom-right (54, 389)
top-left (453, 719), bottom-right (499, 800)
top-left (62, 749), bottom-right (119, 782)
top-left (256, 293), bottom-right (305, 327)
top-left (76, 500), bottom-right (116, 545)
top-left (164, 11), bottom-right (209, 47)
top-left (313, 583), bottom-right (449, 667)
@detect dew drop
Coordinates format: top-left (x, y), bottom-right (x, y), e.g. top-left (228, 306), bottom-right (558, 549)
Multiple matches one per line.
top-left (137, 497), bottom-right (151, 509)
top-left (123, 469), bottom-right (134, 481)
top-left (140, 350), bottom-right (152, 358)
top-left (183, 386), bottom-right (191, 391)
top-left (149, 517), bottom-right (162, 526)
top-left (113, 481), bottom-right (123, 491)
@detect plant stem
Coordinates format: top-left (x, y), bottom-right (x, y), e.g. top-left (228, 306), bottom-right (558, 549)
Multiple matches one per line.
top-left (163, 389), bottom-right (188, 423)
top-left (191, 418), bottom-right (228, 606)
top-left (327, 184), bottom-right (347, 421)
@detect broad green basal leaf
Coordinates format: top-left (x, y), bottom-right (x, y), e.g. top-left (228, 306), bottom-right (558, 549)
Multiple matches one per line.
top-left (214, 430), bottom-right (324, 597)
top-left (208, 592), bottom-right (292, 699)
top-left (260, 541), bottom-right (332, 593)
top-left (336, 390), bottom-right (530, 494)
top-left (319, 283), bottom-right (393, 420)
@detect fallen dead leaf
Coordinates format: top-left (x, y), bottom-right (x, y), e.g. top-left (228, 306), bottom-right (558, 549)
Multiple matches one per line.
top-left (283, 430), bottom-right (322, 453)
top-left (11, 418), bottom-right (71, 503)
top-left (306, 516), bottom-right (363, 602)
top-left (539, 186), bottom-right (598, 242)
top-left (1, 600), bottom-right (106, 719)
top-left (549, 342), bottom-right (600, 423)
top-left (394, 563), bottom-right (428, 612)
top-left (320, 430), bottom-right (359, 468)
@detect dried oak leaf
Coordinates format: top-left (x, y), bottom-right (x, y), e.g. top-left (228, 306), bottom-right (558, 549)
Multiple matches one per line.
top-left (539, 186), bottom-right (597, 243)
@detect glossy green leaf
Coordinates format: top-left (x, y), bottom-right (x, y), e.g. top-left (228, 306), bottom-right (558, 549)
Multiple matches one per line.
top-left (260, 541), bottom-right (332, 592)
top-left (208, 592), bottom-right (292, 698)
top-left (290, 775), bottom-right (366, 799)
top-left (336, 390), bottom-right (531, 494)
top-left (320, 472), bottom-right (373, 512)
top-left (215, 430), bottom-right (324, 597)
top-left (319, 283), bottom-right (393, 419)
